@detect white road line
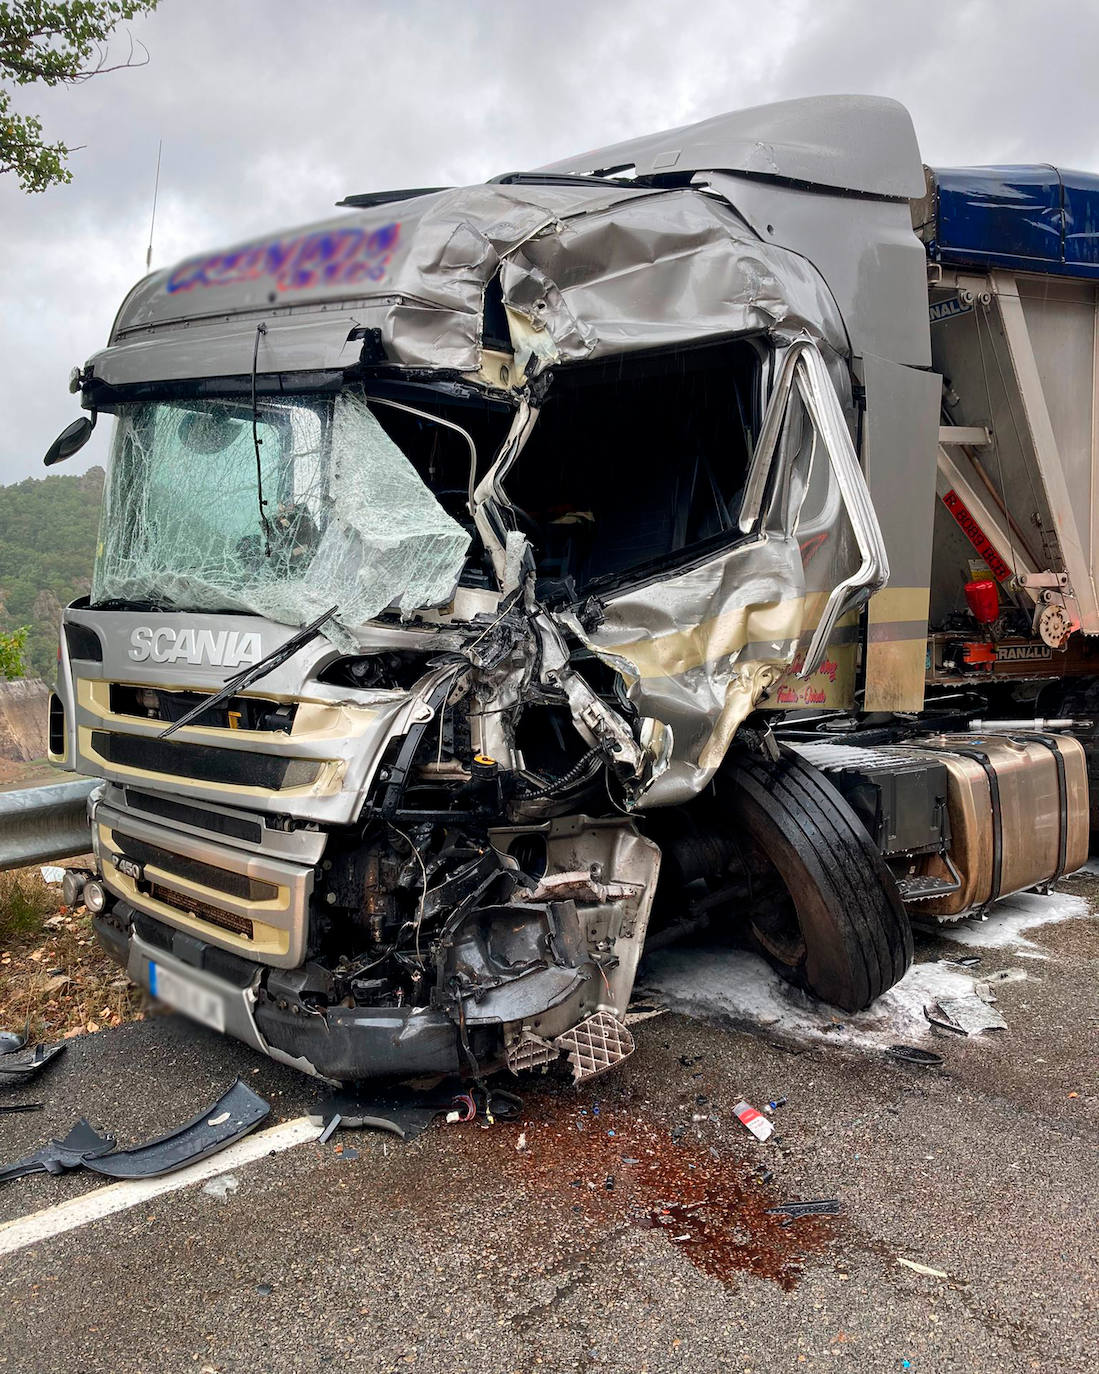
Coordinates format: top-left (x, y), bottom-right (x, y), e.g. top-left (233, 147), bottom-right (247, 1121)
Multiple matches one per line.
top-left (0, 1115), bottom-right (322, 1258)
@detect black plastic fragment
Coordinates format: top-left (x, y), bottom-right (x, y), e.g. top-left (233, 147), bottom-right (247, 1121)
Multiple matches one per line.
top-left (0, 1103), bottom-right (44, 1114)
top-left (0, 1028), bottom-right (27, 1055)
top-left (0, 1079), bottom-right (269, 1186)
top-left (0, 1043), bottom-right (65, 1083)
top-left (309, 1080), bottom-right (523, 1143)
top-left (310, 1088), bottom-right (443, 1142)
top-left (887, 1044), bottom-right (945, 1067)
top-left (766, 1198), bottom-right (842, 1226)
top-left (83, 1078), bottom-right (270, 1179)
top-left (0, 1119), bottom-right (117, 1184)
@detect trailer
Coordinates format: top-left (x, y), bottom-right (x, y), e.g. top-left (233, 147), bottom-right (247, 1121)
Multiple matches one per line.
top-left (42, 95), bottom-right (1090, 1083)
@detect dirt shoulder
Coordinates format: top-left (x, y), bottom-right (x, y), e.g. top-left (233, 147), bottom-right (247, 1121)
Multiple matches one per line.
top-left (0, 865), bottom-right (145, 1040)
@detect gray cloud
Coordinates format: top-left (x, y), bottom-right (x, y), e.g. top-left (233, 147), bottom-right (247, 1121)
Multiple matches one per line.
top-left (1, 0), bottom-right (1095, 481)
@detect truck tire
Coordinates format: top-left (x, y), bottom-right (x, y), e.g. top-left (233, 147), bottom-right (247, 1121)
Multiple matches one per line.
top-left (720, 747), bottom-right (913, 1012)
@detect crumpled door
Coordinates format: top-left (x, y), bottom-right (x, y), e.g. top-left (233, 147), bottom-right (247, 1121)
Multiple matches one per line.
top-left (573, 337), bottom-right (889, 806)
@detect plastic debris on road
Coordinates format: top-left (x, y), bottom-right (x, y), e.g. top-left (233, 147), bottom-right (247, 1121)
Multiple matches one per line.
top-left (928, 997), bottom-right (1008, 1035)
top-left (896, 1257), bottom-right (949, 1279)
top-left (733, 1101), bottom-right (774, 1141)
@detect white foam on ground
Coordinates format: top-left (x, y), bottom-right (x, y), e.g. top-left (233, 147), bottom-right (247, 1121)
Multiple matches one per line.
top-left (638, 888), bottom-right (1093, 1051)
top-left (637, 946), bottom-right (975, 1050)
top-left (934, 889), bottom-right (1092, 951)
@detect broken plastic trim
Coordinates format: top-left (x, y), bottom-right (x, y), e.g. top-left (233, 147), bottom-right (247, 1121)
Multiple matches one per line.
top-left (0, 1118), bottom-right (116, 1184)
top-left (82, 1078), bottom-right (270, 1178)
top-left (739, 337), bottom-right (889, 676)
top-left (0, 1042), bottom-right (65, 1083)
top-left (0, 1079), bottom-right (270, 1185)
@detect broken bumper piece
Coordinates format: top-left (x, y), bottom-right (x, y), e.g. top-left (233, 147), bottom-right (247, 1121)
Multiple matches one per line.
top-left (253, 1000), bottom-right (475, 1081)
top-left (0, 1079), bottom-right (269, 1185)
top-left (0, 1043), bottom-right (65, 1085)
top-left (120, 917), bottom-right (479, 1081)
top-left (82, 1078), bottom-right (269, 1179)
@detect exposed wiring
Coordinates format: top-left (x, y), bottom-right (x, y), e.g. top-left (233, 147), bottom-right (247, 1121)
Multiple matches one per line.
top-left (603, 768), bottom-right (634, 816)
top-left (515, 748), bottom-right (602, 799)
top-left (386, 821), bottom-right (430, 966)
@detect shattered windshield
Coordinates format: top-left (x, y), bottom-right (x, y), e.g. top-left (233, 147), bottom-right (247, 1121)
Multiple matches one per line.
top-left (91, 388), bottom-right (471, 644)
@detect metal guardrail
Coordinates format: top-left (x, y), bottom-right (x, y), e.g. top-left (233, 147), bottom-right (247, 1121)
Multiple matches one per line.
top-left (0, 778), bottom-right (97, 872)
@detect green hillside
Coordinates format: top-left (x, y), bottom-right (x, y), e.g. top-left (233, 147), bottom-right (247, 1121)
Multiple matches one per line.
top-left (0, 467), bottom-right (104, 680)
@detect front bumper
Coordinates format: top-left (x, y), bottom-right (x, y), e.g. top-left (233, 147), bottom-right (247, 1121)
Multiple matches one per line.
top-left (100, 908), bottom-right (482, 1081)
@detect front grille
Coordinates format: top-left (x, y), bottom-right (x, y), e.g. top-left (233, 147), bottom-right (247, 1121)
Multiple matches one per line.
top-left (122, 789), bottom-right (263, 844)
top-left (108, 683), bottom-right (295, 733)
top-left (149, 884), bottom-right (255, 939)
top-left (91, 730), bottom-right (322, 791)
top-left (111, 831), bottom-right (278, 902)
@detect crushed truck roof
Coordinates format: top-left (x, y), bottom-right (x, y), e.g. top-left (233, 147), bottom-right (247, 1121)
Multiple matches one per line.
top-left (92, 94), bottom-right (927, 390)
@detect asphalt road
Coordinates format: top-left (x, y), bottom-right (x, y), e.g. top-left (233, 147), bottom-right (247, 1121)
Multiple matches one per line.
top-left (0, 877), bottom-right (1096, 1374)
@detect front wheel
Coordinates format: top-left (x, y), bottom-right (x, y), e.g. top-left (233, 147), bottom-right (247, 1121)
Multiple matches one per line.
top-left (718, 747), bottom-right (913, 1012)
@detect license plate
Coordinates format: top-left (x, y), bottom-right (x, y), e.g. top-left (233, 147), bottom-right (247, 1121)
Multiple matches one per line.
top-left (112, 853), bottom-right (144, 882)
top-left (148, 960), bottom-right (226, 1033)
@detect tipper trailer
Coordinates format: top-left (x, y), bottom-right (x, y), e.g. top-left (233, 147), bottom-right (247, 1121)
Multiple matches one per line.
top-left (44, 95), bottom-right (1092, 1083)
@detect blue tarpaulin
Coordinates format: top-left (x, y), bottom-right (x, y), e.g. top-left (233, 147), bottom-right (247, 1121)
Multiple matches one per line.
top-left (927, 165), bottom-right (1099, 279)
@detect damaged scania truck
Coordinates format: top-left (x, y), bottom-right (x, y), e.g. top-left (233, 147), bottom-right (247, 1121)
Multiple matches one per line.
top-left (44, 95), bottom-right (1093, 1083)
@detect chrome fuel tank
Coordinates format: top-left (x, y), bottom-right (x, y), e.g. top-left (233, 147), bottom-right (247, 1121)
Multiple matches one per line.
top-left (908, 732), bottom-right (1088, 917)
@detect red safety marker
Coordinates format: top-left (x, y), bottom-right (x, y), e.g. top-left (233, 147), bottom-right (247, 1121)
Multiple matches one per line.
top-left (941, 489), bottom-right (1012, 583)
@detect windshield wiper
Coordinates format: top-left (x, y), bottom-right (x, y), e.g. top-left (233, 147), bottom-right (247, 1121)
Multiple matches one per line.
top-left (159, 605), bottom-right (338, 739)
top-left (252, 322), bottom-right (274, 558)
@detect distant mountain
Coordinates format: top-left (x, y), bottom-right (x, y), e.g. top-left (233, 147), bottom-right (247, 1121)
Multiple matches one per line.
top-left (0, 466), bottom-right (103, 680)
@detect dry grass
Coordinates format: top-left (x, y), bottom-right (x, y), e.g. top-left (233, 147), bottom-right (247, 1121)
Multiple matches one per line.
top-left (0, 866), bottom-right (146, 1040)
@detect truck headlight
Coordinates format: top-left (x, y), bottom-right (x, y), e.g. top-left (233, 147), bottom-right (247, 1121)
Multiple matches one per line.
top-left (82, 879), bottom-right (107, 914)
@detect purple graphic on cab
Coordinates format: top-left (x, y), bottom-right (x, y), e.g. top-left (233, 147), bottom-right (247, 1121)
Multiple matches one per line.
top-left (166, 223), bottom-right (400, 294)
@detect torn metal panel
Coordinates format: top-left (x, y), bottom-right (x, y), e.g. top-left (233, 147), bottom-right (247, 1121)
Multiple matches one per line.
top-left (97, 183), bottom-right (661, 374)
top-left (489, 816), bottom-right (662, 1029)
top-left (563, 338), bottom-right (887, 807)
top-left (93, 182), bottom-right (849, 388)
top-left (499, 191), bottom-right (850, 374)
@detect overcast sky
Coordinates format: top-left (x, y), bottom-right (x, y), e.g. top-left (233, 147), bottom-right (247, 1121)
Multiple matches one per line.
top-left (1, 0), bottom-right (1096, 484)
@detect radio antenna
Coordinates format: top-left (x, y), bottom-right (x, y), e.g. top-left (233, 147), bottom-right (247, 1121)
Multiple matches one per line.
top-left (145, 138), bottom-right (163, 272)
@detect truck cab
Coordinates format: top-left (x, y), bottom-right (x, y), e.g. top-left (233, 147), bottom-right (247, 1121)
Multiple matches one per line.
top-left (45, 95), bottom-right (1087, 1082)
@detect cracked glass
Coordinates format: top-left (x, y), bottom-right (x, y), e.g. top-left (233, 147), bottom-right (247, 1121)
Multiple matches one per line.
top-left (92, 388), bottom-right (471, 646)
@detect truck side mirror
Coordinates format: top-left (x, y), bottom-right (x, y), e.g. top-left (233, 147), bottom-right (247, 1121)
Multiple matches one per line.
top-left (44, 414), bottom-right (96, 467)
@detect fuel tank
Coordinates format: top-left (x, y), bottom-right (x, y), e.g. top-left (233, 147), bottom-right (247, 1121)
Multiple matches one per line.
top-left (909, 732), bottom-right (1088, 917)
